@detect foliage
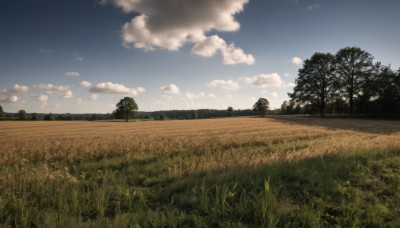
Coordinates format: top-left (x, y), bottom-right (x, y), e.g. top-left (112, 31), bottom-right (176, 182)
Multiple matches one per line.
top-left (335, 47), bottom-right (375, 115)
top-left (114, 97), bottom-right (138, 122)
top-left (44, 113), bottom-right (55, 121)
top-left (31, 113), bottom-right (39, 121)
top-left (17, 109), bottom-right (27, 120)
top-left (289, 53), bottom-right (338, 115)
top-left (191, 110), bottom-right (198, 119)
top-left (287, 46), bottom-right (400, 118)
top-left (227, 106), bottom-right (234, 116)
top-left (0, 105), bottom-right (3, 119)
top-left (253, 98), bottom-right (269, 117)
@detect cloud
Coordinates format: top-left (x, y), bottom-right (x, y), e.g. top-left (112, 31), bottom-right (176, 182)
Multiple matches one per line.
top-left (89, 94), bottom-right (99, 100)
top-left (245, 73), bottom-right (283, 88)
top-left (33, 83), bottom-right (70, 93)
top-left (306, 4), bottom-right (320, 11)
top-left (270, 92), bottom-right (278, 98)
top-left (63, 91), bottom-right (73, 99)
top-left (207, 79), bottom-right (240, 90)
top-left (0, 84), bottom-right (29, 95)
top-left (34, 94), bottom-right (49, 102)
top-left (192, 36), bottom-right (255, 65)
top-left (75, 99), bottom-right (86, 105)
top-left (288, 82), bottom-right (296, 87)
top-left (185, 92), bottom-right (215, 100)
top-left (160, 84), bottom-right (180, 95)
top-left (79, 81), bottom-right (92, 88)
top-left (39, 47), bottom-right (54, 54)
top-left (65, 71), bottom-right (80, 77)
top-left (73, 52), bottom-right (83, 62)
top-left (0, 95), bottom-right (19, 103)
top-left (104, 0), bottom-right (254, 65)
top-left (291, 56), bottom-right (303, 65)
top-left (284, 73), bottom-right (291, 77)
top-left (90, 82), bottom-right (145, 95)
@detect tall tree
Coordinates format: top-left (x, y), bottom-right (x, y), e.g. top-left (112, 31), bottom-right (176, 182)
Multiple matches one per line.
top-left (0, 105), bottom-right (4, 119)
top-left (335, 47), bottom-right (374, 115)
top-left (114, 97), bottom-right (138, 122)
top-left (289, 53), bottom-right (338, 115)
top-left (372, 65), bottom-right (400, 116)
top-left (253, 98), bottom-right (269, 117)
top-left (17, 109), bottom-right (27, 120)
top-left (227, 106), bottom-right (234, 116)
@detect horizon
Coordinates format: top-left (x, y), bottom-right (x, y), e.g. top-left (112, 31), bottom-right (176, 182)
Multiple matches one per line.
top-left (1, 0), bottom-right (400, 113)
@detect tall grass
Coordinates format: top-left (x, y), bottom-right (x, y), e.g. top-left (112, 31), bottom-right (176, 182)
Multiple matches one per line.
top-left (1, 117), bottom-right (400, 226)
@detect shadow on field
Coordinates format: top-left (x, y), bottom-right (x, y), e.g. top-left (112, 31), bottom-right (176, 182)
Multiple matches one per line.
top-left (267, 115), bottom-right (400, 134)
top-left (160, 148), bottom-right (400, 226)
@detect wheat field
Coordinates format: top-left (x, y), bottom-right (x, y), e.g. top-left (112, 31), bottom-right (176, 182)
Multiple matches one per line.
top-left (1, 117), bottom-right (400, 227)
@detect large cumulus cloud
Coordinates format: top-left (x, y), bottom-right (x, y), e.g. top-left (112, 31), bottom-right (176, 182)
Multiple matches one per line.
top-left (102, 0), bottom-right (255, 65)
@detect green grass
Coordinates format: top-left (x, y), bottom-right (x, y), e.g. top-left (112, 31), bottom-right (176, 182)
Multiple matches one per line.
top-left (1, 146), bottom-right (400, 227)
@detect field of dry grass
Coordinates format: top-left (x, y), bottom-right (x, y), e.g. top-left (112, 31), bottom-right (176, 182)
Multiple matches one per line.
top-left (1, 117), bottom-right (400, 226)
top-left (2, 117), bottom-right (400, 167)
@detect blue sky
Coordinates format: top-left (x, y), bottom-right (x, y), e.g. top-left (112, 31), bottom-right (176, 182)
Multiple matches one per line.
top-left (1, 0), bottom-right (399, 113)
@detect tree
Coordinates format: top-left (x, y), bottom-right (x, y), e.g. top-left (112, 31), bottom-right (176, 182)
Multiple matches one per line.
top-left (289, 53), bottom-right (338, 115)
top-left (18, 109), bottom-right (27, 120)
top-left (227, 106), bottom-right (234, 116)
top-left (371, 65), bottom-right (400, 116)
top-left (0, 105), bottom-right (4, 119)
top-left (31, 113), bottom-right (39, 120)
top-left (191, 110), bottom-right (198, 119)
top-left (114, 97), bottom-right (138, 122)
top-left (253, 98), bottom-right (269, 117)
top-left (335, 47), bottom-right (375, 115)
top-left (44, 113), bottom-right (55, 121)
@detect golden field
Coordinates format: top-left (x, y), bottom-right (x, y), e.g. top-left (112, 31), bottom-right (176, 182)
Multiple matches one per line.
top-left (1, 116), bottom-right (400, 227)
top-left (1, 117), bottom-right (400, 169)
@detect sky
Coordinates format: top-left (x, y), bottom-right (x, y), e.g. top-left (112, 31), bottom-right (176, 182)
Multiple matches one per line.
top-left (1, 0), bottom-right (400, 113)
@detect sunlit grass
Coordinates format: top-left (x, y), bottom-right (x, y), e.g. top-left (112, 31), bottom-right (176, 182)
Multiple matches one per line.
top-left (1, 117), bottom-right (400, 227)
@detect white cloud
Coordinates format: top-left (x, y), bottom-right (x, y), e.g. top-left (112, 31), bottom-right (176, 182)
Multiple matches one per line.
top-left (192, 36), bottom-right (255, 65)
top-left (284, 73), bottom-right (291, 77)
top-left (90, 82), bottom-right (146, 96)
top-left (76, 99), bottom-right (86, 105)
top-left (0, 95), bottom-right (19, 103)
top-left (207, 79), bottom-right (240, 90)
top-left (185, 92), bottom-right (215, 100)
top-left (306, 4), bottom-right (320, 11)
top-left (33, 83), bottom-right (70, 93)
top-left (63, 90), bottom-right (73, 99)
top-left (291, 57), bottom-right (303, 65)
top-left (271, 92), bottom-right (279, 98)
top-left (65, 71), bottom-right (80, 77)
top-left (34, 94), bottom-right (49, 102)
top-left (0, 84), bottom-right (29, 94)
top-left (79, 81), bottom-right (92, 88)
top-left (185, 92), bottom-right (206, 99)
top-left (288, 82), bottom-right (296, 87)
top-left (245, 73), bottom-right (283, 88)
top-left (221, 43), bottom-right (255, 65)
top-left (160, 84), bottom-right (180, 95)
top-left (104, 0), bottom-right (254, 65)
top-left (89, 94), bottom-right (99, 100)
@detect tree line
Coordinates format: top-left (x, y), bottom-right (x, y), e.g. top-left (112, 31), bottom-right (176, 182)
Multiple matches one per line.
top-left (288, 47), bottom-right (400, 117)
